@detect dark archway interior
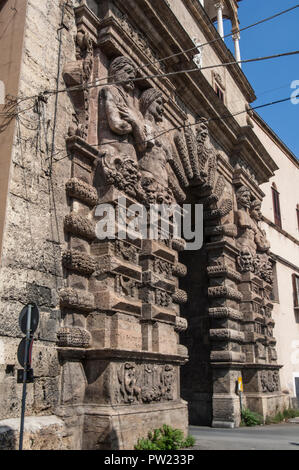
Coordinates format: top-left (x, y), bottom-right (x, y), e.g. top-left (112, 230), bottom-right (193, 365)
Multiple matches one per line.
top-left (179, 199), bottom-right (213, 426)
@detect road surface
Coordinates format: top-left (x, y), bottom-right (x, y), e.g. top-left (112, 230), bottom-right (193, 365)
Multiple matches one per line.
top-left (189, 423), bottom-right (299, 450)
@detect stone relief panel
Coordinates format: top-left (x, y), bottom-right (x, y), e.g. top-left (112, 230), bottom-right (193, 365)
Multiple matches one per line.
top-left (260, 370), bottom-right (280, 393)
top-left (116, 362), bottom-right (176, 404)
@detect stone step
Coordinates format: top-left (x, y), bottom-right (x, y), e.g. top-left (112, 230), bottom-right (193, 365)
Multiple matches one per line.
top-left (0, 415), bottom-right (70, 450)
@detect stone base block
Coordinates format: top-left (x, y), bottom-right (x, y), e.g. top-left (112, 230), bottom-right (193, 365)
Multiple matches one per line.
top-left (82, 401), bottom-right (188, 450)
top-left (212, 394), bottom-right (241, 428)
top-left (244, 392), bottom-right (290, 421)
top-left (0, 415), bottom-right (71, 450)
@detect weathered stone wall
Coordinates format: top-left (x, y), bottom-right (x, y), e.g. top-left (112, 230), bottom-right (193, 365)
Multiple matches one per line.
top-left (0, 0), bottom-right (289, 449)
top-left (0, 0), bottom-right (28, 255)
top-left (0, 0), bottom-right (77, 421)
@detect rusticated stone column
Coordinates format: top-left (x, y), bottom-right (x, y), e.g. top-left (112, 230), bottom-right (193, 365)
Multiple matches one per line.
top-left (57, 18), bottom-right (189, 446)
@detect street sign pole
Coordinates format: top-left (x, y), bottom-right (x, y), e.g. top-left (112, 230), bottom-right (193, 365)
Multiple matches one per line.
top-left (239, 389), bottom-right (243, 413)
top-left (19, 304), bottom-right (32, 451)
top-left (238, 376), bottom-right (244, 415)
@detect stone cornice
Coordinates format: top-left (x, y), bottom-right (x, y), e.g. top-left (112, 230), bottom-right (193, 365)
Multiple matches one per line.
top-left (57, 347), bottom-right (188, 364)
top-left (232, 167), bottom-right (265, 201)
top-left (233, 126), bottom-right (279, 184)
top-left (270, 252), bottom-right (299, 274)
top-left (253, 111), bottom-right (299, 169)
top-left (262, 216), bottom-right (299, 247)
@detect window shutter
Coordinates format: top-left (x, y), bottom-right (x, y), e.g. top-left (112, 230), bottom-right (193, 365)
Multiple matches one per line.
top-left (272, 186), bottom-right (282, 228)
top-left (292, 274), bottom-right (299, 308)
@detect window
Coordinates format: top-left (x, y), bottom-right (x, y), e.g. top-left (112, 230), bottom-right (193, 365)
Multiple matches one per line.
top-left (271, 183), bottom-right (282, 228)
top-left (294, 376), bottom-right (299, 400)
top-left (212, 71), bottom-right (226, 104)
top-left (270, 262), bottom-right (279, 303)
top-left (215, 85), bottom-right (224, 102)
top-left (292, 273), bottom-right (299, 308)
top-left (297, 204), bottom-right (299, 231)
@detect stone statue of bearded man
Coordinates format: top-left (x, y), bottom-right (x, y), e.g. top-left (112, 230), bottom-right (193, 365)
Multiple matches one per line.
top-left (137, 87), bottom-right (174, 205)
top-left (97, 56), bottom-right (145, 196)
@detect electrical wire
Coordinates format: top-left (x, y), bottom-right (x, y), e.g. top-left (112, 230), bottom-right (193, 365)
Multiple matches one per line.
top-left (48, 94), bottom-right (295, 165)
top-left (1, 4), bottom-right (298, 106)
top-left (1, 50), bottom-right (298, 111)
top-left (46, 4), bottom-right (299, 90)
top-left (96, 3), bottom-right (299, 82)
top-left (41, 51), bottom-right (298, 97)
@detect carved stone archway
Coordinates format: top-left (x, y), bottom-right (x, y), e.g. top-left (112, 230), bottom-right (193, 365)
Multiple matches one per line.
top-left (55, 2), bottom-right (285, 448)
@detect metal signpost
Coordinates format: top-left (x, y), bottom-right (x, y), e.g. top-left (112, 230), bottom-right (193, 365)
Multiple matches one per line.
top-left (238, 376), bottom-right (244, 414)
top-left (17, 303), bottom-right (39, 451)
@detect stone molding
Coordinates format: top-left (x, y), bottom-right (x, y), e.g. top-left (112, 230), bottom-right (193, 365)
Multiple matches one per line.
top-left (208, 307), bottom-right (242, 321)
top-left (62, 249), bottom-right (97, 276)
top-left (210, 328), bottom-right (244, 343)
top-left (59, 287), bottom-right (95, 311)
top-left (57, 327), bottom-right (91, 348)
top-left (208, 286), bottom-right (243, 301)
top-left (65, 178), bottom-right (98, 207)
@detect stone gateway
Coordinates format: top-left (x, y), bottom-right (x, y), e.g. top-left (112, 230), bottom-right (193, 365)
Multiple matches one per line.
top-left (0, 0), bottom-right (292, 450)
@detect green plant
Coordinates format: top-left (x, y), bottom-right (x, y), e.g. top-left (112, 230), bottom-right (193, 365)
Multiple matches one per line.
top-left (241, 408), bottom-right (263, 427)
top-left (265, 408), bottom-right (299, 424)
top-left (184, 435), bottom-right (196, 448)
top-left (283, 408), bottom-right (299, 419)
top-left (134, 424), bottom-right (195, 450)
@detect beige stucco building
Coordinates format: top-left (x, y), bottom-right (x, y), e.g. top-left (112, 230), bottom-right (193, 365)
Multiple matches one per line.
top-left (253, 114), bottom-right (299, 404)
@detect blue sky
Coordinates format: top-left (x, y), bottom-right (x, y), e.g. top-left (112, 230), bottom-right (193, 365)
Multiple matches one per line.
top-left (222, 0), bottom-right (299, 157)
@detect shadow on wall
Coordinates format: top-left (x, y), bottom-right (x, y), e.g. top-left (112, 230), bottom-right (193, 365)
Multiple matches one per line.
top-left (179, 248), bottom-right (213, 426)
top-left (82, 418), bottom-right (120, 450)
top-left (0, 425), bottom-right (17, 450)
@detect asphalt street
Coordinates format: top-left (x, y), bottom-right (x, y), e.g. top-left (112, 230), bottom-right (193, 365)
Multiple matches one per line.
top-left (189, 423), bottom-right (299, 450)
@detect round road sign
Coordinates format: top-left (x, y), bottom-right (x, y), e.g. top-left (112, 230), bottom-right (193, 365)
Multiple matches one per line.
top-left (19, 303), bottom-right (40, 335)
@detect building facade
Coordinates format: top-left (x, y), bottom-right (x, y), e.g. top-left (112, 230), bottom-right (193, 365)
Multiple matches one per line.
top-left (253, 114), bottom-right (299, 406)
top-left (0, 0), bottom-right (297, 449)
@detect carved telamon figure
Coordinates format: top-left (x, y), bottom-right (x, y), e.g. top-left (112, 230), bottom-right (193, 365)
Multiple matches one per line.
top-left (98, 56), bottom-right (145, 195)
top-left (137, 87), bottom-right (174, 204)
top-left (98, 56), bottom-right (146, 157)
top-left (250, 200), bottom-right (270, 254)
top-left (235, 185), bottom-right (256, 254)
top-left (250, 199), bottom-right (273, 283)
top-left (63, 28), bottom-right (94, 138)
top-left (196, 118), bottom-right (212, 171)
